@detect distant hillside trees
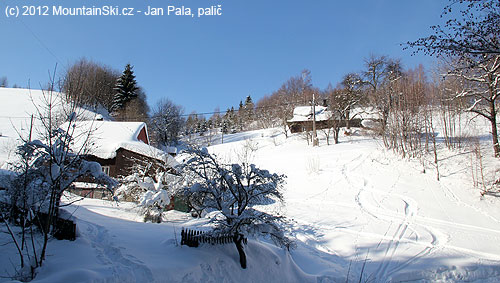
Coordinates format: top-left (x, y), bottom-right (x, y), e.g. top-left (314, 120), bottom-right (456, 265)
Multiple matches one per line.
top-left (115, 86), bottom-right (150, 122)
top-left (61, 58), bottom-right (119, 112)
top-left (241, 96), bottom-right (255, 124)
top-left (185, 112), bottom-right (202, 136)
top-left (0, 76), bottom-right (8, 87)
top-left (209, 107), bottom-right (222, 130)
top-left (223, 107), bottom-right (236, 133)
top-left (61, 59), bottom-right (150, 122)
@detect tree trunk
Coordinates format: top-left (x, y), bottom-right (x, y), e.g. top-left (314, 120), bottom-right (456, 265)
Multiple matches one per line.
top-left (233, 234), bottom-right (247, 269)
top-left (491, 122), bottom-right (500, 157)
top-left (346, 109), bottom-right (351, 130)
top-left (489, 101), bottom-right (500, 157)
top-left (334, 127), bottom-right (340, 144)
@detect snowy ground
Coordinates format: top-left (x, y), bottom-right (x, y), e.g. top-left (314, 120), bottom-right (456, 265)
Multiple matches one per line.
top-left (208, 127), bottom-right (500, 282)
top-left (18, 196), bottom-right (313, 283)
top-left (3, 117), bottom-right (500, 281)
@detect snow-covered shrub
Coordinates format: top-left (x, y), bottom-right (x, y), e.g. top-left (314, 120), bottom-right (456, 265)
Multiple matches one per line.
top-left (115, 167), bottom-right (181, 223)
top-left (114, 173), bottom-right (148, 202)
top-left (3, 113), bottom-right (116, 275)
top-left (0, 168), bottom-right (15, 218)
top-left (181, 147), bottom-right (292, 268)
top-left (0, 85), bottom-right (118, 279)
top-left (7, 130), bottom-right (115, 214)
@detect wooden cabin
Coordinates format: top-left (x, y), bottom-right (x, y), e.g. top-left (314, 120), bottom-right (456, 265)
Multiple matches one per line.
top-left (60, 120), bottom-right (178, 198)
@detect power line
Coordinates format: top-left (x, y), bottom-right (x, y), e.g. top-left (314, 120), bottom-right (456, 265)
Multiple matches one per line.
top-left (0, 99), bottom-right (329, 120)
top-left (20, 19), bottom-right (63, 67)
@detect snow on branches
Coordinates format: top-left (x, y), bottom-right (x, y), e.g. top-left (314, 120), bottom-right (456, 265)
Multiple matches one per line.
top-left (181, 147), bottom-right (292, 249)
top-left (114, 157), bottom-right (181, 223)
top-left (7, 126), bottom-right (116, 215)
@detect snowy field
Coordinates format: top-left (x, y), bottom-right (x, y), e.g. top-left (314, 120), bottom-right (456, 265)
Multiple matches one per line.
top-left (207, 128), bottom-right (500, 282)
top-left (2, 88), bottom-right (500, 282)
top-left (2, 127), bottom-right (500, 282)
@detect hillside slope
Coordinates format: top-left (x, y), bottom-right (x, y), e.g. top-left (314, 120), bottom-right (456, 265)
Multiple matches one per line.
top-left (208, 128), bottom-right (500, 282)
top-left (0, 87), bottom-right (107, 165)
top-left (2, 126), bottom-right (500, 282)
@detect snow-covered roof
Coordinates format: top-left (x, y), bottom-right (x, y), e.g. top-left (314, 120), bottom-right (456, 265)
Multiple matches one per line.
top-left (288, 106), bottom-right (333, 122)
top-left (60, 120), bottom-right (177, 166)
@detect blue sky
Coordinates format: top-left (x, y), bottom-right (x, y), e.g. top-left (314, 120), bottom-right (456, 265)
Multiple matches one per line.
top-left (1, 0), bottom-right (448, 114)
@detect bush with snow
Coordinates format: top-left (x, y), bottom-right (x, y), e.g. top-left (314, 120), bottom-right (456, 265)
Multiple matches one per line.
top-left (181, 147), bottom-right (292, 268)
top-left (1, 118), bottom-right (116, 278)
top-left (115, 168), bottom-right (181, 222)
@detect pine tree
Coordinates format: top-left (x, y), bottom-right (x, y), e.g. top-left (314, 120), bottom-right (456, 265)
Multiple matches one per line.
top-left (244, 95), bottom-right (253, 107)
top-left (111, 64), bottom-right (139, 112)
top-left (244, 95), bottom-right (255, 124)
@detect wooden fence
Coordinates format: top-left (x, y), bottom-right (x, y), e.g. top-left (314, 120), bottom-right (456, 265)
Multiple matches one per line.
top-left (181, 228), bottom-right (247, 248)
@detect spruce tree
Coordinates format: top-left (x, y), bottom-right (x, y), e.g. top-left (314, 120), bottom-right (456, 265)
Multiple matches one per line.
top-left (111, 64), bottom-right (139, 112)
top-left (244, 95), bottom-right (253, 107)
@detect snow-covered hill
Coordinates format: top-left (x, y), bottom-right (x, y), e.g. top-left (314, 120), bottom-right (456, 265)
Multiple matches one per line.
top-left (3, 120), bottom-right (500, 281)
top-left (0, 87), bottom-right (108, 165)
top-left (208, 128), bottom-right (500, 282)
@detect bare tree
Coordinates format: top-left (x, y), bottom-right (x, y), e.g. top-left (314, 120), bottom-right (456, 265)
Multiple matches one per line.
top-left (339, 73), bottom-right (364, 129)
top-left (150, 98), bottom-right (184, 146)
top-left (323, 85), bottom-right (343, 144)
top-left (61, 58), bottom-right (119, 112)
top-left (271, 70), bottom-right (316, 137)
top-left (407, 0), bottom-right (500, 57)
top-left (363, 55), bottom-right (405, 139)
top-left (447, 54), bottom-right (500, 156)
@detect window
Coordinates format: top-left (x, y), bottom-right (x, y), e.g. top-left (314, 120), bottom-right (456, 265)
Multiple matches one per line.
top-left (102, 166), bottom-right (110, 175)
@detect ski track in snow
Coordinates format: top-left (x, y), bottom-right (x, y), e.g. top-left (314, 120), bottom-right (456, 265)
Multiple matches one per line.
top-left (342, 158), bottom-right (440, 280)
top-left (280, 142), bottom-right (500, 281)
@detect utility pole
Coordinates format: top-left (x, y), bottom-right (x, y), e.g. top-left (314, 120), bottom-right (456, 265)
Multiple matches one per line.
top-left (312, 93), bottom-right (318, 146)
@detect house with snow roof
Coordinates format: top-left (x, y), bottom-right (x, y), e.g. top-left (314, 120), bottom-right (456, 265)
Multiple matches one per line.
top-left (287, 106), bottom-right (363, 133)
top-left (60, 120), bottom-right (178, 198)
top-left (62, 120), bottom-right (178, 178)
top-left (287, 106), bottom-right (335, 133)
